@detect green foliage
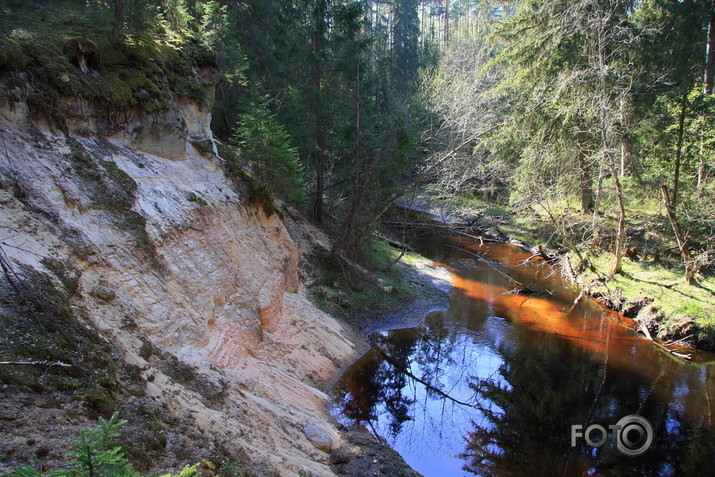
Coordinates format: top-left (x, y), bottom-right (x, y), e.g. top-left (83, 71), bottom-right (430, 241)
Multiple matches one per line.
top-left (231, 90), bottom-right (305, 203)
top-left (11, 414), bottom-right (198, 477)
top-left (391, 0), bottom-right (420, 91)
top-left (64, 414), bottom-right (135, 477)
top-left (216, 142), bottom-right (280, 217)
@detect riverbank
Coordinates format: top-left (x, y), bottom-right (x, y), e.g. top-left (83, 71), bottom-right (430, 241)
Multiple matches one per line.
top-left (284, 208), bottom-right (456, 476)
top-left (394, 188), bottom-right (715, 353)
top-left (320, 248), bottom-right (452, 477)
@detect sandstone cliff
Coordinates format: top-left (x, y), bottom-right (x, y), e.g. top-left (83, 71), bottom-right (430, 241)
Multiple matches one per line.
top-left (0, 75), bottom-right (358, 476)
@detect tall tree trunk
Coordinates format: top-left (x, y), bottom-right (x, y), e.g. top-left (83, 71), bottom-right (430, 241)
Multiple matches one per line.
top-left (705, 0), bottom-right (715, 95)
top-left (701, 0), bottom-right (714, 191)
top-left (444, 0), bottom-right (450, 50)
top-left (330, 126), bottom-right (396, 262)
top-left (620, 97), bottom-right (632, 176)
top-left (312, 0), bottom-right (327, 223)
top-left (661, 185), bottom-right (695, 284)
top-left (612, 172), bottom-right (626, 276)
top-left (595, 21), bottom-right (626, 277)
top-left (355, 60), bottom-right (361, 158)
top-left (578, 148), bottom-right (594, 213)
top-left (593, 164), bottom-right (604, 220)
top-left (673, 93), bottom-right (688, 208)
top-left (113, 0), bottom-right (124, 39)
top-left (698, 142), bottom-right (707, 194)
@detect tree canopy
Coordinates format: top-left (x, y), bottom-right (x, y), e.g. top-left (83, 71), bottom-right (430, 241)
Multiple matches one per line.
top-left (1, 0), bottom-right (713, 276)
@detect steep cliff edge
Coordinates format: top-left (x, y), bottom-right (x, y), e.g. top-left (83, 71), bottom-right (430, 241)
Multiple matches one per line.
top-left (0, 72), bottom-right (359, 475)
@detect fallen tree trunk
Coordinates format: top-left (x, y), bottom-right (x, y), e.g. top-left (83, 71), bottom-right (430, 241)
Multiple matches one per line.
top-left (638, 324), bottom-right (692, 361)
top-left (380, 220), bottom-right (485, 231)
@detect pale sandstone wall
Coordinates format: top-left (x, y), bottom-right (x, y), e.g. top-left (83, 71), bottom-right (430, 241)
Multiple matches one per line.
top-left (0, 93), bottom-right (357, 476)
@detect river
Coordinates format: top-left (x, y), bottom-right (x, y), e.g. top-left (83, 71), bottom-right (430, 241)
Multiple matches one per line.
top-left (332, 232), bottom-right (715, 476)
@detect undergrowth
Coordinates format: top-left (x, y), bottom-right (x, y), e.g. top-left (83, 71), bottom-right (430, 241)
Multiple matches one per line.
top-left (310, 238), bottom-right (415, 322)
top-left (10, 414), bottom-right (198, 477)
top-left (0, 1), bottom-right (216, 127)
top-left (0, 262), bottom-right (121, 417)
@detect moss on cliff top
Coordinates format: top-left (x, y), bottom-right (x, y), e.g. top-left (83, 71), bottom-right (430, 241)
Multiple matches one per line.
top-left (0, 0), bottom-right (217, 125)
top-left (1, 32), bottom-right (215, 121)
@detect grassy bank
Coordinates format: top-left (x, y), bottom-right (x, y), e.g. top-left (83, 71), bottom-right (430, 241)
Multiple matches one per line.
top-left (582, 253), bottom-right (715, 349)
top-left (309, 238), bottom-right (427, 323)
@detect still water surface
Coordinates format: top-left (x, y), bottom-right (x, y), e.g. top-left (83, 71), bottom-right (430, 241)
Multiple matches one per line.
top-left (332, 235), bottom-right (715, 476)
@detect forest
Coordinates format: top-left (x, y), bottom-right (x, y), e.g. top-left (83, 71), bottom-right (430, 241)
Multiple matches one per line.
top-left (2, 1), bottom-right (715, 475)
top-left (1, 0), bottom-right (714, 342)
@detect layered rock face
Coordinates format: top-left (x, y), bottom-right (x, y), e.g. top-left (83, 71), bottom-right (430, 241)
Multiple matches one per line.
top-left (0, 87), bottom-right (356, 475)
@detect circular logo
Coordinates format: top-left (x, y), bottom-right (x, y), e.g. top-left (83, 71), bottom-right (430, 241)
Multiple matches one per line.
top-left (614, 415), bottom-right (654, 456)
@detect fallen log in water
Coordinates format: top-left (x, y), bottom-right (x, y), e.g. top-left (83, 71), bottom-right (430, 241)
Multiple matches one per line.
top-left (380, 220), bottom-right (485, 231)
top-left (638, 325), bottom-right (692, 361)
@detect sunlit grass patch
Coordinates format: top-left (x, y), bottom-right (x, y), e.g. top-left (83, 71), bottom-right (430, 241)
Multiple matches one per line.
top-left (310, 237), bottom-right (416, 321)
top-left (585, 251), bottom-right (715, 342)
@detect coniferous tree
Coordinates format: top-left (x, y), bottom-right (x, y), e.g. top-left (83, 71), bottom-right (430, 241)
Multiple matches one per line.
top-left (232, 89), bottom-right (306, 203)
top-left (392, 0), bottom-right (421, 92)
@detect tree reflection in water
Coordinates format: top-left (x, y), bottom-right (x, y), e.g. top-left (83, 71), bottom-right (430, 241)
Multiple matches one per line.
top-left (332, 241), bottom-right (715, 476)
top-left (463, 327), bottom-right (715, 476)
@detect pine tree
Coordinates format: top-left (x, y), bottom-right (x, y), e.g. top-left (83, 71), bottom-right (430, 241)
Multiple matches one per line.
top-left (392, 0), bottom-right (420, 92)
top-left (232, 90), bottom-right (306, 203)
top-left (11, 414), bottom-right (198, 477)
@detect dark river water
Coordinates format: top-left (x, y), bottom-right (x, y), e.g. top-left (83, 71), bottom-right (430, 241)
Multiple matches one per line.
top-left (332, 234), bottom-right (715, 476)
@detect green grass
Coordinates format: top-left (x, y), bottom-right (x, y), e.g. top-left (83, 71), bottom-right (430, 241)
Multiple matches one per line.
top-left (584, 253), bottom-right (715, 324)
top-left (581, 252), bottom-right (715, 345)
top-left (517, 184), bottom-right (715, 347)
top-left (310, 238), bottom-right (416, 322)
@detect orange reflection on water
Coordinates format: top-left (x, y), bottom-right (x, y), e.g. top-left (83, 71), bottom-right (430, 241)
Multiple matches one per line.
top-left (445, 238), bottom-right (657, 367)
top-left (450, 271), bottom-right (638, 359)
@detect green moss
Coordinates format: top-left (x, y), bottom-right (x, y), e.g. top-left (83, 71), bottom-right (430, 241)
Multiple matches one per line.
top-left (0, 22), bottom-right (217, 126)
top-left (77, 387), bottom-right (116, 417)
top-left (40, 257), bottom-right (80, 295)
top-left (171, 73), bottom-right (210, 105)
top-left (43, 375), bottom-right (83, 392)
top-left (95, 71), bottom-right (134, 107)
top-left (68, 140), bottom-right (136, 213)
top-left (154, 348), bottom-right (227, 407)
top-left (187, 192), bottom-right (208, 206)
top-left (65, 139), bottom-right (161, 267)
top-left (119, 210), bottom-right (160, 266)
top-left (190, 139), bottom-right (214, 156)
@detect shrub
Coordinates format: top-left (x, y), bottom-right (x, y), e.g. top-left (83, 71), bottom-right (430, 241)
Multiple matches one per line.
top-left (11, 414), bottom-right (198, 477)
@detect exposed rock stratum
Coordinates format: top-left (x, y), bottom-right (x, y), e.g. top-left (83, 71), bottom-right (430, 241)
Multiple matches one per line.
top-left (0, 83), bottom-right (357, 476)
